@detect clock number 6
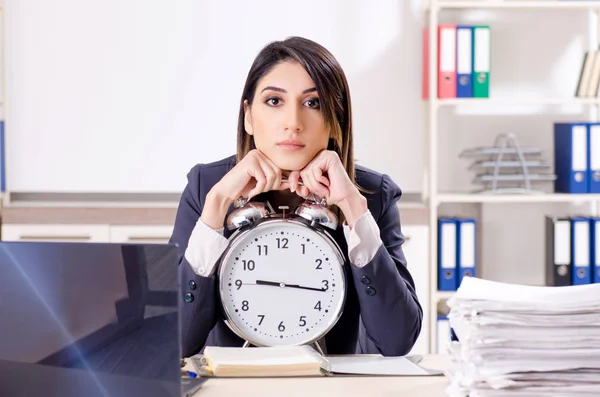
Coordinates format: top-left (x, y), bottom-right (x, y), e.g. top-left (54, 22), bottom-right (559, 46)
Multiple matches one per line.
top-left (278, 321), bottom-right (285, 332)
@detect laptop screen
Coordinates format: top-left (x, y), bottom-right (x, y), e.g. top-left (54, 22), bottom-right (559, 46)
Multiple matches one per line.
top-left (0, 241), bottom-right (182, 397)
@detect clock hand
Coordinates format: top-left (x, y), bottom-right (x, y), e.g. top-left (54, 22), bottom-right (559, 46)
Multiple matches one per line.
top-left (255, 279), bottom-right (326, 292)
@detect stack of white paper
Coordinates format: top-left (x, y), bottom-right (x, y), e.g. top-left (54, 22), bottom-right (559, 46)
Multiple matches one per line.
top-left (445, 277), bottom-right (600, 397)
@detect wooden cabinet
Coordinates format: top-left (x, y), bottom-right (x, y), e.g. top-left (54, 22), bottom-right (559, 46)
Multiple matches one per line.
top-left (1, 224), bottom-right (174, 243)
top-left (109, 225), bottom-right (174, 243)
top-left (1, 224), bottom-right (111, 242)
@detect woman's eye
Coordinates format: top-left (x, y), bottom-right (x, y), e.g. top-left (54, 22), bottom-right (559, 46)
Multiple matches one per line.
top-left (305, 98), bottom-right (320, 108)
top-left (266, 97), bottom-right (281, 106)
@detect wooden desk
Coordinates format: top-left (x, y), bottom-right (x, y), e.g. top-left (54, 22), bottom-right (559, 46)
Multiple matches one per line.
top-left (192, 354), bottom-right (450, 397)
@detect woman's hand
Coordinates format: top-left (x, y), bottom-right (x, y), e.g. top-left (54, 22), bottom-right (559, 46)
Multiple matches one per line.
top-left (201, 149), bottom-right (288, 230)
top-left (288, 150), bottom-right (367, 227)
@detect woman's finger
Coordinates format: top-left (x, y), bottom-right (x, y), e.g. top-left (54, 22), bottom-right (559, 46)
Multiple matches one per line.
top-left (258, 151), bottom-right (283, 191)
top-left (301, 167), bottom-right (329, 199)
top-left (288, 170), bottom-right (301, 193)
top-left (246, 162), bottom-right (267, 198)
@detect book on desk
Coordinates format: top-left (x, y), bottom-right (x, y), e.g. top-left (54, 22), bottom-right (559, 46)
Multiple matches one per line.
top-left (186, 345), bottom-right (443, 378)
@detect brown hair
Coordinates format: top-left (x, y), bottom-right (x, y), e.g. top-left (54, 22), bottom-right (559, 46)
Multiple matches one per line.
top-left (236, 36), bottom-right (360, 192)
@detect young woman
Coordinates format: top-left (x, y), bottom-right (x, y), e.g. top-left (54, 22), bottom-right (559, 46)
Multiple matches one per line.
top-left (171, 36), bottom-right (422, 358)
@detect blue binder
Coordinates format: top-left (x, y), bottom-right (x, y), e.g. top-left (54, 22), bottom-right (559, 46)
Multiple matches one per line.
top-left (554, 123), bottom-right (588, 194)
top-left (438, 218), bottom-right (457, 291)
top-left (571, 216), bottom-right (591, 285)
top-left (436, 315), bottom-right (450, 354)
top-left (590, 217), bottom-right (600, 284)
top-left (457, 218), bottom-right (477, 288)
top-left (588, 123), bottom-right (600, 193)
top-left (456, 26), bottom-right (473, 98)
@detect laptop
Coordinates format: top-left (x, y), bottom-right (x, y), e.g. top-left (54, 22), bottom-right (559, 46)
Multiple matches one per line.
top-left (0, 241), bottom-right (205, 397)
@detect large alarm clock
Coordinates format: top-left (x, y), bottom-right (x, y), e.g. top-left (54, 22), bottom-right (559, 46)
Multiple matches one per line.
top-left (217, 191), bottom-right (347, 350)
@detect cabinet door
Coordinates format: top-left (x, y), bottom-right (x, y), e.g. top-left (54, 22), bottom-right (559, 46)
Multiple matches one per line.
top-left (1, 224), bottom-right (111, 242)
top-left (401, 225), bottom-right (430, 355)
top-left (109, 225), bottom-right (174, 244)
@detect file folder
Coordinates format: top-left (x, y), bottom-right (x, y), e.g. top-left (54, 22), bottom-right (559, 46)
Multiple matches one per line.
top-left (438, 218), bottom-right (457, 291)
top-left (571, 216), bottom-right (591, 285)
top-left (472, 25), bottom-right (490, 98)
top-left (457, 218), bottom-right (476, 288)
top-left (589, 217), bottom-right (600, 284)
top-left (588, 123), bottom-right (600, 193)
top-left (436, 315), bottom-right (450, 354)
top-left (422, 28), bottom-right (429, 100)
top-left (554, 123), bottom-right (588, 194)
top-left (545, 216), bottom-right (572, 286)
top-left (456, 26), bottom-right (473, 98)
top-left (438, 25), bottom-right (457, 99)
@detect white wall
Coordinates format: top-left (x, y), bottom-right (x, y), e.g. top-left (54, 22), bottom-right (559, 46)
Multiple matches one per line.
top-left (5, 0), bottom-right (424, 194)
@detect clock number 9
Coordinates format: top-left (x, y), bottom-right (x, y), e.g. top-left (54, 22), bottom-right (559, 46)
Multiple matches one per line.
top-left (242, 260), bottom-right (255, 271)
top-left (235, 279), bottom-right (242, 289)
top-left (278, 321), bottom-right (285, 332)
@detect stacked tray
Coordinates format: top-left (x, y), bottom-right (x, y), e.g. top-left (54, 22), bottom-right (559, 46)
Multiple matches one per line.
top-left (459, 134), bottom-right (556, 194)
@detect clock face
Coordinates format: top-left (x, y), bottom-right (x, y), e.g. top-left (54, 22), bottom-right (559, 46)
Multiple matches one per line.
top-left (218, 218), bottom-right (346, 347)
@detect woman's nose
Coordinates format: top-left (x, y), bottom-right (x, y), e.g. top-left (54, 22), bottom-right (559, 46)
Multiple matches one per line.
top-left (283, 104), bottom-right (303, 132)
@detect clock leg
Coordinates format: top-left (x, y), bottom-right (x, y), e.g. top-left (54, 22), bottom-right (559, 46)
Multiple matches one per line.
top-left (242, 340), bottom-right (251, 348)
top-left (311, 341), bottom-right (325, 356)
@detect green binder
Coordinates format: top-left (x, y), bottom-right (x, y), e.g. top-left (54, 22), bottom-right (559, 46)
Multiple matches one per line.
top-left (472, 26), bottom-right (490, 98)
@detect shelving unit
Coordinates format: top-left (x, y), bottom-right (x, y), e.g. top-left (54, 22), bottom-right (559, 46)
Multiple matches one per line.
top-left (424, 0), bottom-right (600, 353)
top-left (0, 0), bottom-right (5, 208)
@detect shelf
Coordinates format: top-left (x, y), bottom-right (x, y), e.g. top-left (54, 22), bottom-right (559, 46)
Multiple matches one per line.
top-left (432, 1), bottom-right (600, 10)
top-left (437, 193), bottom-right (600, 203)
top-left (433, 97), bottom-right (600, 107)
top-left (436, 291), bottom-right (456, 300)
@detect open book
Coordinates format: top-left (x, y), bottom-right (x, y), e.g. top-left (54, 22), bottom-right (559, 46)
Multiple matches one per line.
top-left (188, 345), bottom-right (442, 378)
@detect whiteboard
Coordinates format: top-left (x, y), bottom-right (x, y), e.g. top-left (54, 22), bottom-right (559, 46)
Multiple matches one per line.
top-left (5, 0), bottom-right (423, 194)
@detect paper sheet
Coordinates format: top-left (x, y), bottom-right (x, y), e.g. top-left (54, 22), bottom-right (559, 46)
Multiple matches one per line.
top-left (325, 355), bottom-right (443, 376)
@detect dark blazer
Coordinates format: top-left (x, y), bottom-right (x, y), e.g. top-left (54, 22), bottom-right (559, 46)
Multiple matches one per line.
top-left (171, 155), bottom-right (422, 358)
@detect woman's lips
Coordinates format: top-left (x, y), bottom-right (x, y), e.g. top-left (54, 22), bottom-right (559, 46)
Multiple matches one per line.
top-left (277, 140), bottom-right (305, 151)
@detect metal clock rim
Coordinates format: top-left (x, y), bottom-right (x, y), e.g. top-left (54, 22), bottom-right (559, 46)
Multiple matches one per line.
top-left (217, 215), bottom-right (348, 348)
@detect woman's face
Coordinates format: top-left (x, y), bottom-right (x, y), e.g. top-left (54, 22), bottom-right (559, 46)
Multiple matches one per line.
top-left (244, 60), bottom-right (329, 171)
